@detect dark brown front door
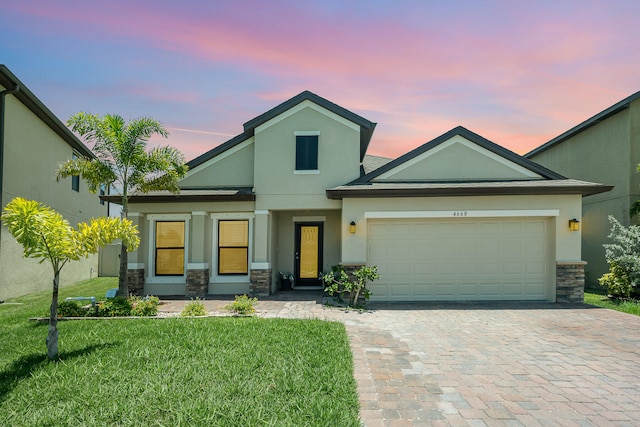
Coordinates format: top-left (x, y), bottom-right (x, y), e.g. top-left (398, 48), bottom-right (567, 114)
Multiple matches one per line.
top-left (294, 223), bottom-right (323, 286)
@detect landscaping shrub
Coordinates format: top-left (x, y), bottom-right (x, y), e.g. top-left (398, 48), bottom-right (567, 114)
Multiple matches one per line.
top-left (130, 295), bottom-right (160, 316)
top-left (600, 216), bottom-right (640, 298)
top-left (57, 300), bottom-right (89, 317)
top-left (322, 265), bottom-right (380, 308)
top-left (181, 298), bottom-right (207, 317)
top-left (97, 296), bottom-right (132, 317)
top-left (225, 294), bottom-right (258, 315)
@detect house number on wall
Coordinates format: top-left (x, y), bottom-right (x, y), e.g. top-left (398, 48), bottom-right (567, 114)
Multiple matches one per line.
top-left (452, 211), bottom-right (468, 217)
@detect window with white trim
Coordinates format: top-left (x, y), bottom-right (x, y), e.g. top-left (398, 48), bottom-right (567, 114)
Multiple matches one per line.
top-left (147, 214), bottom-right (190, 283)
top-left (218, 220), bottom-right (249, 275)
top-left (155, 221), bottom-right (185, 276)
top-left (211, 213), bottom-right (253, 282)
top-left (294, 131), bottom-right (320, 172)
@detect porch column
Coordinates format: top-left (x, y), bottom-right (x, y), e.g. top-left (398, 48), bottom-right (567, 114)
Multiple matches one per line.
top-left (250, 210), bottom-right (272, 296)
top-left (186, 211), bottom-right (209, 298)
top-left (126, 212), bottom-right (145, 296)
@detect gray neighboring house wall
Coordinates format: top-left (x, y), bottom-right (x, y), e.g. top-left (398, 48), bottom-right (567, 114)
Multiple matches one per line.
top-left (526, 91), bottom-right (640, 286)
top-left (0, 65), bottom-right (107, 300)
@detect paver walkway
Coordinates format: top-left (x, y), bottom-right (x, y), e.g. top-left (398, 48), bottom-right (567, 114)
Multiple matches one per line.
top-left (159, 293), bottom-right (640, 426)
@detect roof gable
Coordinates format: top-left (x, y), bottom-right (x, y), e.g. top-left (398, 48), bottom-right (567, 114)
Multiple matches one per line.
top-left (187, 90), bottom-right (376, 170)
top-left (354, 126), bottom-right (565, 184)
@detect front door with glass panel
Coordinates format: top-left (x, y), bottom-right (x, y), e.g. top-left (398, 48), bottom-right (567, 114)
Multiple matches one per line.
top-left (294, 223), bottom-right (323, 286)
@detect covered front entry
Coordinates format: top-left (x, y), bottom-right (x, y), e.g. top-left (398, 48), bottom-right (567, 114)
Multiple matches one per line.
top-left (294, 222), bottom-right (324, 286)
top-left (367, 217), bottom-right (551, 301)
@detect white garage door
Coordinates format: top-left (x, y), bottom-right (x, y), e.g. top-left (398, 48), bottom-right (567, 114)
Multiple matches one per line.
top-left (367, 218), bottom-right (550, 301)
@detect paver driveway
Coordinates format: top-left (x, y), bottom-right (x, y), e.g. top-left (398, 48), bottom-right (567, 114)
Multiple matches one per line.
top-left (347, 301), bottom-right (640, 427)
top-left (160, 296), bottom-right (640, 426)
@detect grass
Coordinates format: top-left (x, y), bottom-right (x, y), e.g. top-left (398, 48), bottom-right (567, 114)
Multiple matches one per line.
top-left (0, 278), bottom-right (360, 426)
top-left (584, 286), bottom-right (640, 316)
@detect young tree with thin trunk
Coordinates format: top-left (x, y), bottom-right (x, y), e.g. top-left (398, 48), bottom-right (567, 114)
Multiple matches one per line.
top-left (56, 113), bottom-right (188, 296)
top-left (2, 197), bottom-right (139, 359)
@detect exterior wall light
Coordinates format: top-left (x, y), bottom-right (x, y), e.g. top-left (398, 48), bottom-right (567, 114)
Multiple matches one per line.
top-left (569, 218), bottom-right (580, 231)
top-left (349, 221), bottom-right (356, 234)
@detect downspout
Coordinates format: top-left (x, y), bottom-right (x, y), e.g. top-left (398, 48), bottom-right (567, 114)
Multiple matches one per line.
top-left (0, 83), bottom-right (20, 262)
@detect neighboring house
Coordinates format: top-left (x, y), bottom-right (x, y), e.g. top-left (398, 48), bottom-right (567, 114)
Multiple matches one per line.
top-left (107, 91), bottom-right (611, 303)
top-left (526, 91), bottom-right (640, 287)
top-left (0, 65), bottom-right (107, 301)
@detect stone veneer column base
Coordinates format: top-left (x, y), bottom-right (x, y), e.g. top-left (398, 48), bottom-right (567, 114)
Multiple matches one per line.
top-left (250, 269), bottom-right (272, 296)
top-left (556, 261), bottom-right (587, 303)
top-left (186, 269), bottom-right (209, 298)
top-left (127, 269), bottom-right (145, 296)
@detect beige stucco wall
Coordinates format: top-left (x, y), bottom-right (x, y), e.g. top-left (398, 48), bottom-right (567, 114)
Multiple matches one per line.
top-left (0, 91), bottom-right (106, 301)
top-left (179, 138), bottom-right (255, 188)
top-left (378, 139), bottom-right (540, 182)
top-left (253, 102), bottom-right (361, 210)
top-left (529, 101), bottom-right (640, 284)
top-left (341, 194), bottom-right (582, 265)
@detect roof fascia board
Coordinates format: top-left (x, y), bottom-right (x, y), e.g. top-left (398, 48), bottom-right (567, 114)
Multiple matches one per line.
top-left (186, 130), bottom-right (252, 170)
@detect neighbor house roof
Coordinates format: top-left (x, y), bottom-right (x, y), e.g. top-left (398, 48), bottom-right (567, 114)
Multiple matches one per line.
top-left (0, 65), bottom-right (95, 159)
top-left (525, 90), bottom-right (640, 158)
top-left (327, 126), bottom-right (613, 199)
top-left (187, 90), bottom-right (376, 170)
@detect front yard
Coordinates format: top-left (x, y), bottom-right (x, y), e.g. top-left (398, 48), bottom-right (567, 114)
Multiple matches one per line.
top-left (0, 278), bottom-right (360, 427)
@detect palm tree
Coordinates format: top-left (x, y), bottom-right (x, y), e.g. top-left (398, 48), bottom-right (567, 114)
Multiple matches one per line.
top-left (57, 113), bottom-right (188, 296)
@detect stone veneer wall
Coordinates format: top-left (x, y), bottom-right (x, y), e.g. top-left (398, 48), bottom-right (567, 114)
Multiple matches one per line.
top-left (186, 269), bottom-right (209, 298)
top-left (127, 269), bottom-right (145, 296)
top-left (556, 262), bottom-right (587, 303)
top-left (250, 269), bottom-right (272, 296)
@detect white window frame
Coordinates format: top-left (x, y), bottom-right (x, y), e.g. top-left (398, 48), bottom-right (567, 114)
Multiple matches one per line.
top-left (147, 213), bottom-right (191, 284)
top-left (294, 131), bottom-right (320, 174)
top-left (211, 213), bottom-right (255, 283)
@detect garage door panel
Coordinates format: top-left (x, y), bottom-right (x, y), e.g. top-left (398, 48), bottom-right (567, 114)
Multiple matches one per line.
top-left (368, 218), bottom-right (550, 302)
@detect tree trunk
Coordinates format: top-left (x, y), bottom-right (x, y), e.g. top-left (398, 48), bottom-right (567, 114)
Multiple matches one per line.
top-left (118, 194), bottom-right (129, 297)
top-left (46, 272), bottom-right (60, 360)
top-left (118, 243), bottom-right (129, 297)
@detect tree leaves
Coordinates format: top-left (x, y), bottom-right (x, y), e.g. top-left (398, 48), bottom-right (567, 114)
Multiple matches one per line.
top-left (2, 197), bottom-right (140, 271)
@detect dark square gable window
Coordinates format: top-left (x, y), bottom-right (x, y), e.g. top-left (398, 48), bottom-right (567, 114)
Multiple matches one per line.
top-left (295, 135), bottom-right (318, 171)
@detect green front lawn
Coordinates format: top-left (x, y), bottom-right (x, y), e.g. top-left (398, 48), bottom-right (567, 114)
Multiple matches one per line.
top-left (584, 287), bottom-right (640, 316)
top-left (0, 278), bottom-right (360, 426)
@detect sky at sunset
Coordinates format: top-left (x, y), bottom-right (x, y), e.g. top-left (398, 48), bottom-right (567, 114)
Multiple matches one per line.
top-left (2, 0), bottom-right (639, 162)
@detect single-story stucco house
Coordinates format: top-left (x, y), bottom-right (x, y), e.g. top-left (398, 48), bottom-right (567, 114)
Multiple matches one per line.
top-left (104, 91), bottom-right (612, 303)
